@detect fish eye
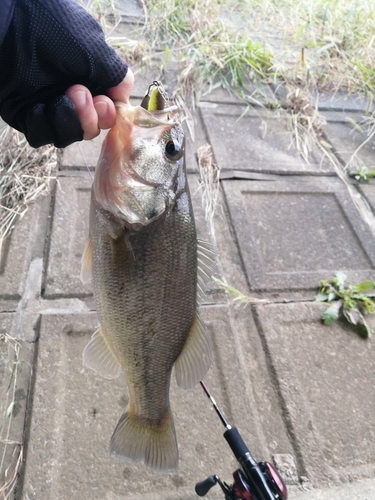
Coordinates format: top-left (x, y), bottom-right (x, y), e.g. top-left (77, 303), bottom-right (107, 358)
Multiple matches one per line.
top-left (165, 140), bottom-right (182, 160)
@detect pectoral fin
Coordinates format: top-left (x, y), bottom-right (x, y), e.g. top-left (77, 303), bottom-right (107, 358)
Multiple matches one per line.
top-left (83, 328), bottom-right (122, 379)
top-left (80, 235), bottom-right (92, 283)
top-left (174, 314), bottom-right (212, 389)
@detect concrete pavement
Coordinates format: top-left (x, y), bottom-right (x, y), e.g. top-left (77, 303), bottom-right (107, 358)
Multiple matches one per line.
top-left (2, 6), bottom-right (375, 500)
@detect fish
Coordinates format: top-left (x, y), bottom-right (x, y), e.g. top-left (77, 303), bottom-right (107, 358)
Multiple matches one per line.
top-left (80, 82), bottom-right (213, 473)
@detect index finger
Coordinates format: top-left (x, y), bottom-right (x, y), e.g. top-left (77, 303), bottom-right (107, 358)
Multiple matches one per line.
top-left (108, 68), bottom-right (134, 104)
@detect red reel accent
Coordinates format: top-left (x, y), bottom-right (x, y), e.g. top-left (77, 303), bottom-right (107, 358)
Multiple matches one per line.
top-left (232, 469), bottom-right (252, 500)
top-left (265, 462), bottom-right (288, 500)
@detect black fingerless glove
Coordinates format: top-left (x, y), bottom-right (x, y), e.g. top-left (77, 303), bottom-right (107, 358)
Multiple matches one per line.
top-left (0, 0), bottom-right (127, 148)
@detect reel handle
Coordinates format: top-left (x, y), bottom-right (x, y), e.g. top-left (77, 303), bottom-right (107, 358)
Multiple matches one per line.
top-left (195, 475), bottom-right (218, 496)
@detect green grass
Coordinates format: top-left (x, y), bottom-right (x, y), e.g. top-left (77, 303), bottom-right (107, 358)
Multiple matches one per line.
top-left (141, 0), bottom-right (274, 99)
top-left (129, 0), bottom-right (375, 100)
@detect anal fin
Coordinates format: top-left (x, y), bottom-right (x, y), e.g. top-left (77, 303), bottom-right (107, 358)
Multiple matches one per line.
top-left (174, 314), bottom-right (212, 390)
top-left (83, 328), bottom-right (122, 379)
top-left (80, 235), bottom-right (92, 283)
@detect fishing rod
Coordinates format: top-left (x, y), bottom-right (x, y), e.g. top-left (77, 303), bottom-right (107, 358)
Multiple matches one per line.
top-left (195, 381), bottom-right (288, 500)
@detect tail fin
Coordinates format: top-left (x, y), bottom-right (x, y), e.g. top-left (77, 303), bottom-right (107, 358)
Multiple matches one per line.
top-left (109, 408), bottom-right (178, 473)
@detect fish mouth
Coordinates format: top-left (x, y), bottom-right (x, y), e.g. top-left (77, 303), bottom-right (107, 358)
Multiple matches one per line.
top-left (114, 101), bottom-right (178, 132)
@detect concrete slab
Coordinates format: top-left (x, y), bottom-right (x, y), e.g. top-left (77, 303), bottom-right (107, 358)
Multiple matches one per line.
top-left (322, 112), bottom-right (375, 173)
top-left (44, 173), bottom-right (225, 302)
top-left (288, 477), bottom-right (375, 500)
top-left (357, 183), bottom-right (375, 215)
top-left (0, 313), bottom-right (35, 499)
top-left (44, 176), bottom-right (93, 298)
top-left (21, 305), bottom-right (295, 499)
top-left (61, 131), bottom-right (106, 170)
top-left (254, 301), bottom-right (375, 488)
top-left (200, 104), bottom-right (333, 175)
top-left (222, 177), bottom-right (375, 292)
top-left (315, 90), bottom-right (373, 113)
top-left (199, 84), bottom-right (277, 107)
top-left (41, 180), bottom-right (77, 297)
top-left (118, 0), bottom-right (145, 22)
top-left (0, 196), bottom-right (50, 300)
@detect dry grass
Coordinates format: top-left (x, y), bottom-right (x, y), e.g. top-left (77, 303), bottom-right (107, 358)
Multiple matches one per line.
top-left (0, 334), bottom-right (23, 500)
top-left (285, 86), bottom-right (326, 162)
top-left (0, 127), bottom-right (56, 256)
top-left (212, 277), bottom-right (270, 307)
top-left (80, 0), bottom-right (147, 65)
top-left (197, 144), bottom-right (221, 224)
top-left (345, 113), bottom-right (375, 175)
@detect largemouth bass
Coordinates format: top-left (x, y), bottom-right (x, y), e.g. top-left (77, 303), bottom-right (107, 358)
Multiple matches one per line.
top-left (80, 82), bottom-right (213, 472)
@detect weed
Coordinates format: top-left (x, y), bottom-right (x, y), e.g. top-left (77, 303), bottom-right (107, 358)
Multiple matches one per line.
top-left (350, 166), bottom-right (375, 182)
top-left (214, 273), bottom-right (375, 339)
top-left (316, 272), bottom-right (375, 338)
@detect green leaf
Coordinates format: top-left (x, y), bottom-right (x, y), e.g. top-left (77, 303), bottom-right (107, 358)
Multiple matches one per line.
top-left (333, 271), bottom-right (347, 290)
top-left (315, 293), bottom-right (329, 302)
top-left (344, 298), bottom-right (356, 310)
top-left (355, 280), bottom-right (375, 292)
top-left (361, 298), bottom-right (374, 314)
top-left (354, 314), bottom-right (371, 338)
top-left (321, 299), bottom-right (343, 325)
top-left (343, 306), bottom-right (360, 325)
top-left (328, 292), bottom-right (337, 302)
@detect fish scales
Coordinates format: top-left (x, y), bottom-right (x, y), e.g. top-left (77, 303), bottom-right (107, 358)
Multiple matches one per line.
top-left (90, 187), bottom-right (197, 413)
top-left (81, 82), bottom-right (212, 472)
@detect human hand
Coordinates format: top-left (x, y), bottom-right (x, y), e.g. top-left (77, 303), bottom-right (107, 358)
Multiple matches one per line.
top-left (0, 0), bottom-right (131, 148)
top-left (65, 69), bottom-right (134, 140)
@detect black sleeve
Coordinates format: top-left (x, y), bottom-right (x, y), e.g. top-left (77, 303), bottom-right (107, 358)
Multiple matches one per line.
top-left (0, 0), bottom-right (15, 46)
top-left (0, 0), bottom-right (128, 148)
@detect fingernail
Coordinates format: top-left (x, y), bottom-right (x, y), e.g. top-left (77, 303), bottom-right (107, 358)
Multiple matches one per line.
top-left (72, 90), bottom-right (87, 109)
top-left (95, 100), bottom-right (108, 118)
